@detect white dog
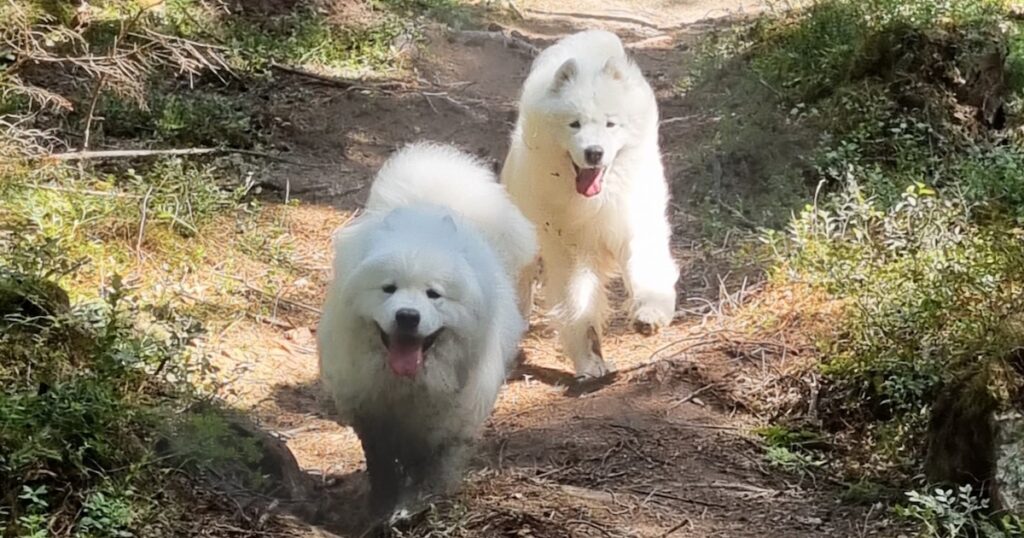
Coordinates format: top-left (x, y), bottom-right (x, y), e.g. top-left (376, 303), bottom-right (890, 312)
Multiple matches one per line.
top-left (317, 142), bottom-right (536, 516)
top-left (502, 30), bottom-right (679, 379)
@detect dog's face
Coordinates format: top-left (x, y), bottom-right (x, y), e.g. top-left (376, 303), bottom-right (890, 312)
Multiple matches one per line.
top-left (343, 215), bottom-right (482, 379)
top-left (542, 56), bottom-right (644, 198)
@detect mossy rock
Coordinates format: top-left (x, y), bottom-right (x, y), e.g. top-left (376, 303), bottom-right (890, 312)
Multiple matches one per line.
top-left (926, 356), bottom-right (1024, 515)
top-left (995, 411), bottom-right (1024, 513)
top-left (0, 273), bottom-right (71, 322)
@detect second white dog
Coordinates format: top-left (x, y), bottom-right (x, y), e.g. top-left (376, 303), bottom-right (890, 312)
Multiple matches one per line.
top-left (502, 30), bottom-right (679, 379)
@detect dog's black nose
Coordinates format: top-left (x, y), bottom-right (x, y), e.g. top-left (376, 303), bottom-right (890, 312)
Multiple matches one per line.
top-left (584, 146), bottom-right (604, 166)
top-left (394, 308), bottom-right (420, 331)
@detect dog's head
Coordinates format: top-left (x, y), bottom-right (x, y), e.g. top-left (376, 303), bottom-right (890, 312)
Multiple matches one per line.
top-left (339, 208), bottom-right (483, 379)
top-left (541, 55), bottom-right (653, 198)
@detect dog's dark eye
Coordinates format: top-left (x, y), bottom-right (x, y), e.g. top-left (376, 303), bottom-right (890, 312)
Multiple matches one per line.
top-left (426, 289), bottom-right (441, 299)
top-left (382, 284), bottom-right (397, 294)
top-left (606, 121), bottom-right (617, 128)
top-left (569, 120), bottom-right (581, 129)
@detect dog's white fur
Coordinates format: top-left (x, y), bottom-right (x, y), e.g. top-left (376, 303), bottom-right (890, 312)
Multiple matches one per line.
top-left (502, 30), bottom-right (679, 378)
top-left (365, 143), bottom-right (538, 283)
top-left (318, 142), bottom-right (535, 511)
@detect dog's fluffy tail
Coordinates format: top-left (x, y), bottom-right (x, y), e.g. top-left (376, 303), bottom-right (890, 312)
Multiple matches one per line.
top-left (366, 142), bottom-right (538, 277)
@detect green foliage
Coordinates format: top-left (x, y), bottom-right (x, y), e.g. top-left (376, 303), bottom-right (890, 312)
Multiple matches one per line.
top-left (159, 408), bottom-right (269, 491)
top-left (896, 486), bottom-right (991, 537)
top-left (161, 1), bottom-right (412, 74)
top-left (749, 0), bottom-right (1011, 103)
top-left (0, 272), bottom-right (205, 535)
top-left (224, 11), bottom-right (407, 73)
top-left (99, 90), bottom-right (259, 148)
top-left (780, 179), bottom-right (1024, 444)
top-left (375, 0), bottom-right (475, 28)
top-left (685, 0), bottom-right (1024, 230)
top-left (757, 424), bottom-right (826, 449)
top-left (763, 445), bottom-right (827, 477)
top-left (713, 0), bottom-right (1024, 515)
top-left (0, 152), bottom-right (248, 535)
top-left (757, 425), bottom-right (828, 477)
top-left (0, 0), bottom-right (463, 534)
top-left (77, 483), bottom-right (141, 537)
top-left (1, 157), bottom-right (249, 277)
top-left (895, 485), bottom-right (1024, 537)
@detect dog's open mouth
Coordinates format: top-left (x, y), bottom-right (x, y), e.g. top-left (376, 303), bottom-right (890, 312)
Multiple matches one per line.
top-left (571, 161), bottom-right (605, 197)
top-left (378, 326), bottom-right (443, 378)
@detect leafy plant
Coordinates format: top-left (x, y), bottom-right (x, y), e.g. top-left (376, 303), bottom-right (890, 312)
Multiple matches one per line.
top-left (689, 4), bottom-right (1024, 530)
top-left (894, 485), bottom-right (1024, 538)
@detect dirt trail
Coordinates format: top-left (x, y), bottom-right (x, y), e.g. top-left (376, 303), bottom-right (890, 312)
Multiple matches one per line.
top-left (212, 2), bottom-right (895, 536)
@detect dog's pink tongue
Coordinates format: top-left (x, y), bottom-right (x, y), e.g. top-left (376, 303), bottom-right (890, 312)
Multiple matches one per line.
top-left (387, 341), bottom-right (423, 377)
top-left (575, 168), bottom-right (604, 197)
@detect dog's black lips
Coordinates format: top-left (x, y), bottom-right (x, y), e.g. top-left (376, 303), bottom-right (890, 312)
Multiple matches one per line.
top-left (377, 324), bottom-right (444, 352)
top-left (421, 328), bottom-right (442, 351)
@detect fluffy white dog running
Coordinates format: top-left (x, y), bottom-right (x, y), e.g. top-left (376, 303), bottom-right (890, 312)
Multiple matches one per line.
top-left (502, 29), bottom-right (680, 379)
top-left (317, 142), bottom-right (536, 517)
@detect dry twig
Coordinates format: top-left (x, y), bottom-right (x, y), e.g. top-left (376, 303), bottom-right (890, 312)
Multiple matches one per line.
top-left (29, 147), bottom-right (323, 167)
top-left (450, 29), bottom-right (539, 56)
top-left (269, 62), bottom-right (409, 92)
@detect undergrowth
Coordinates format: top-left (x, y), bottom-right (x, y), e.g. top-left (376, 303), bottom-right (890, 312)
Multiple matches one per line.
top-left (690, 0), bottom-right (1024, 532)
top-left (0, 0), bottom-right (420, 534)
top-left (162, 1), bottom-right (411, 74)
top-left (0, 149), bottom-right (282, 533)
top-left (0, 264), bottom-right (210, 535)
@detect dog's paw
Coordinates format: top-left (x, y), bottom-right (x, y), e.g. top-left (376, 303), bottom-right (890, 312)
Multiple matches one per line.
top-left (632, 303), bottom-right (674, 334)
top-left (571, 326), bottom-right (611, 379)
top-left (573, 357), bottom-right (611, 380)
top-left (633, 319), bottom-right (659, 336)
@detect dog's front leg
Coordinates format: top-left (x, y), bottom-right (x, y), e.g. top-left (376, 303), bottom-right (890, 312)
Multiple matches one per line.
top-left (355, 418), bottom-right (403, 517)
top-left (623, 214), bottom-right (679, 335)
top-left (547, 256), bottom-right (610, 379)
top-left (515, 257), bottom-right (541, 320)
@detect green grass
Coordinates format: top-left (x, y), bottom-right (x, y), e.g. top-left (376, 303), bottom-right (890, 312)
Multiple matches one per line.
top-left (97, 90), bottom-right (261, 148)
top-left (217, 10), bottom-right (408, 74)
top-left (158, 0), bottom-right (473, 75)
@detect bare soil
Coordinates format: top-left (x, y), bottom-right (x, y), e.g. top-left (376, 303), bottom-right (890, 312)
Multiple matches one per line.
top-left (202, 2), bottom-right (903, 536)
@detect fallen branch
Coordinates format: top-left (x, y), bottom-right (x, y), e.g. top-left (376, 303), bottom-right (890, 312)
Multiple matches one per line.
top-left (660, 115), bottom-right (699, 126)
top-left (269, 62), bottom-right (409, 92)
top-left (451, 29), bottom-right (539, 56)
top-left (660, 519), bottom-right (692, 537)
top-left (505, 0), bottom-right (526, 20)
top-left (253, 314), bottom-right (295, 330)
top-left (135, 186), bottom-right (153, 257)
top-left (420, 91), bottom-right (489, 118)
top-left (20, 183), bottom-right (143, 199)
top-left (689, 481), bottom-right (781, 497)
top-left (624, 487), bottom-right (725, 508)
top-left (38, 147), bottom-right (220, 160)
top-left (28, 147), bottom-right (325, 168)
top-left (668, 383), bottom-right (716, 409)
top-left (214, 271), bottom-right (322, 316)
top-left (175, 290), bottom-right (294, 329)
top-left (673, 421), bottom-right (742, 431)
top-left (676, 281), bottom-right (765, 317)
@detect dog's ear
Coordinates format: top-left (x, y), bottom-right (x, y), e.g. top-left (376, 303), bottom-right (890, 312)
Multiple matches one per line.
top-left (602, 56), bottom-right (628, 82)
top-left (441, 213), bottom-right (457, 232)
top-left (550, 59), bottom-right (578, 94)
